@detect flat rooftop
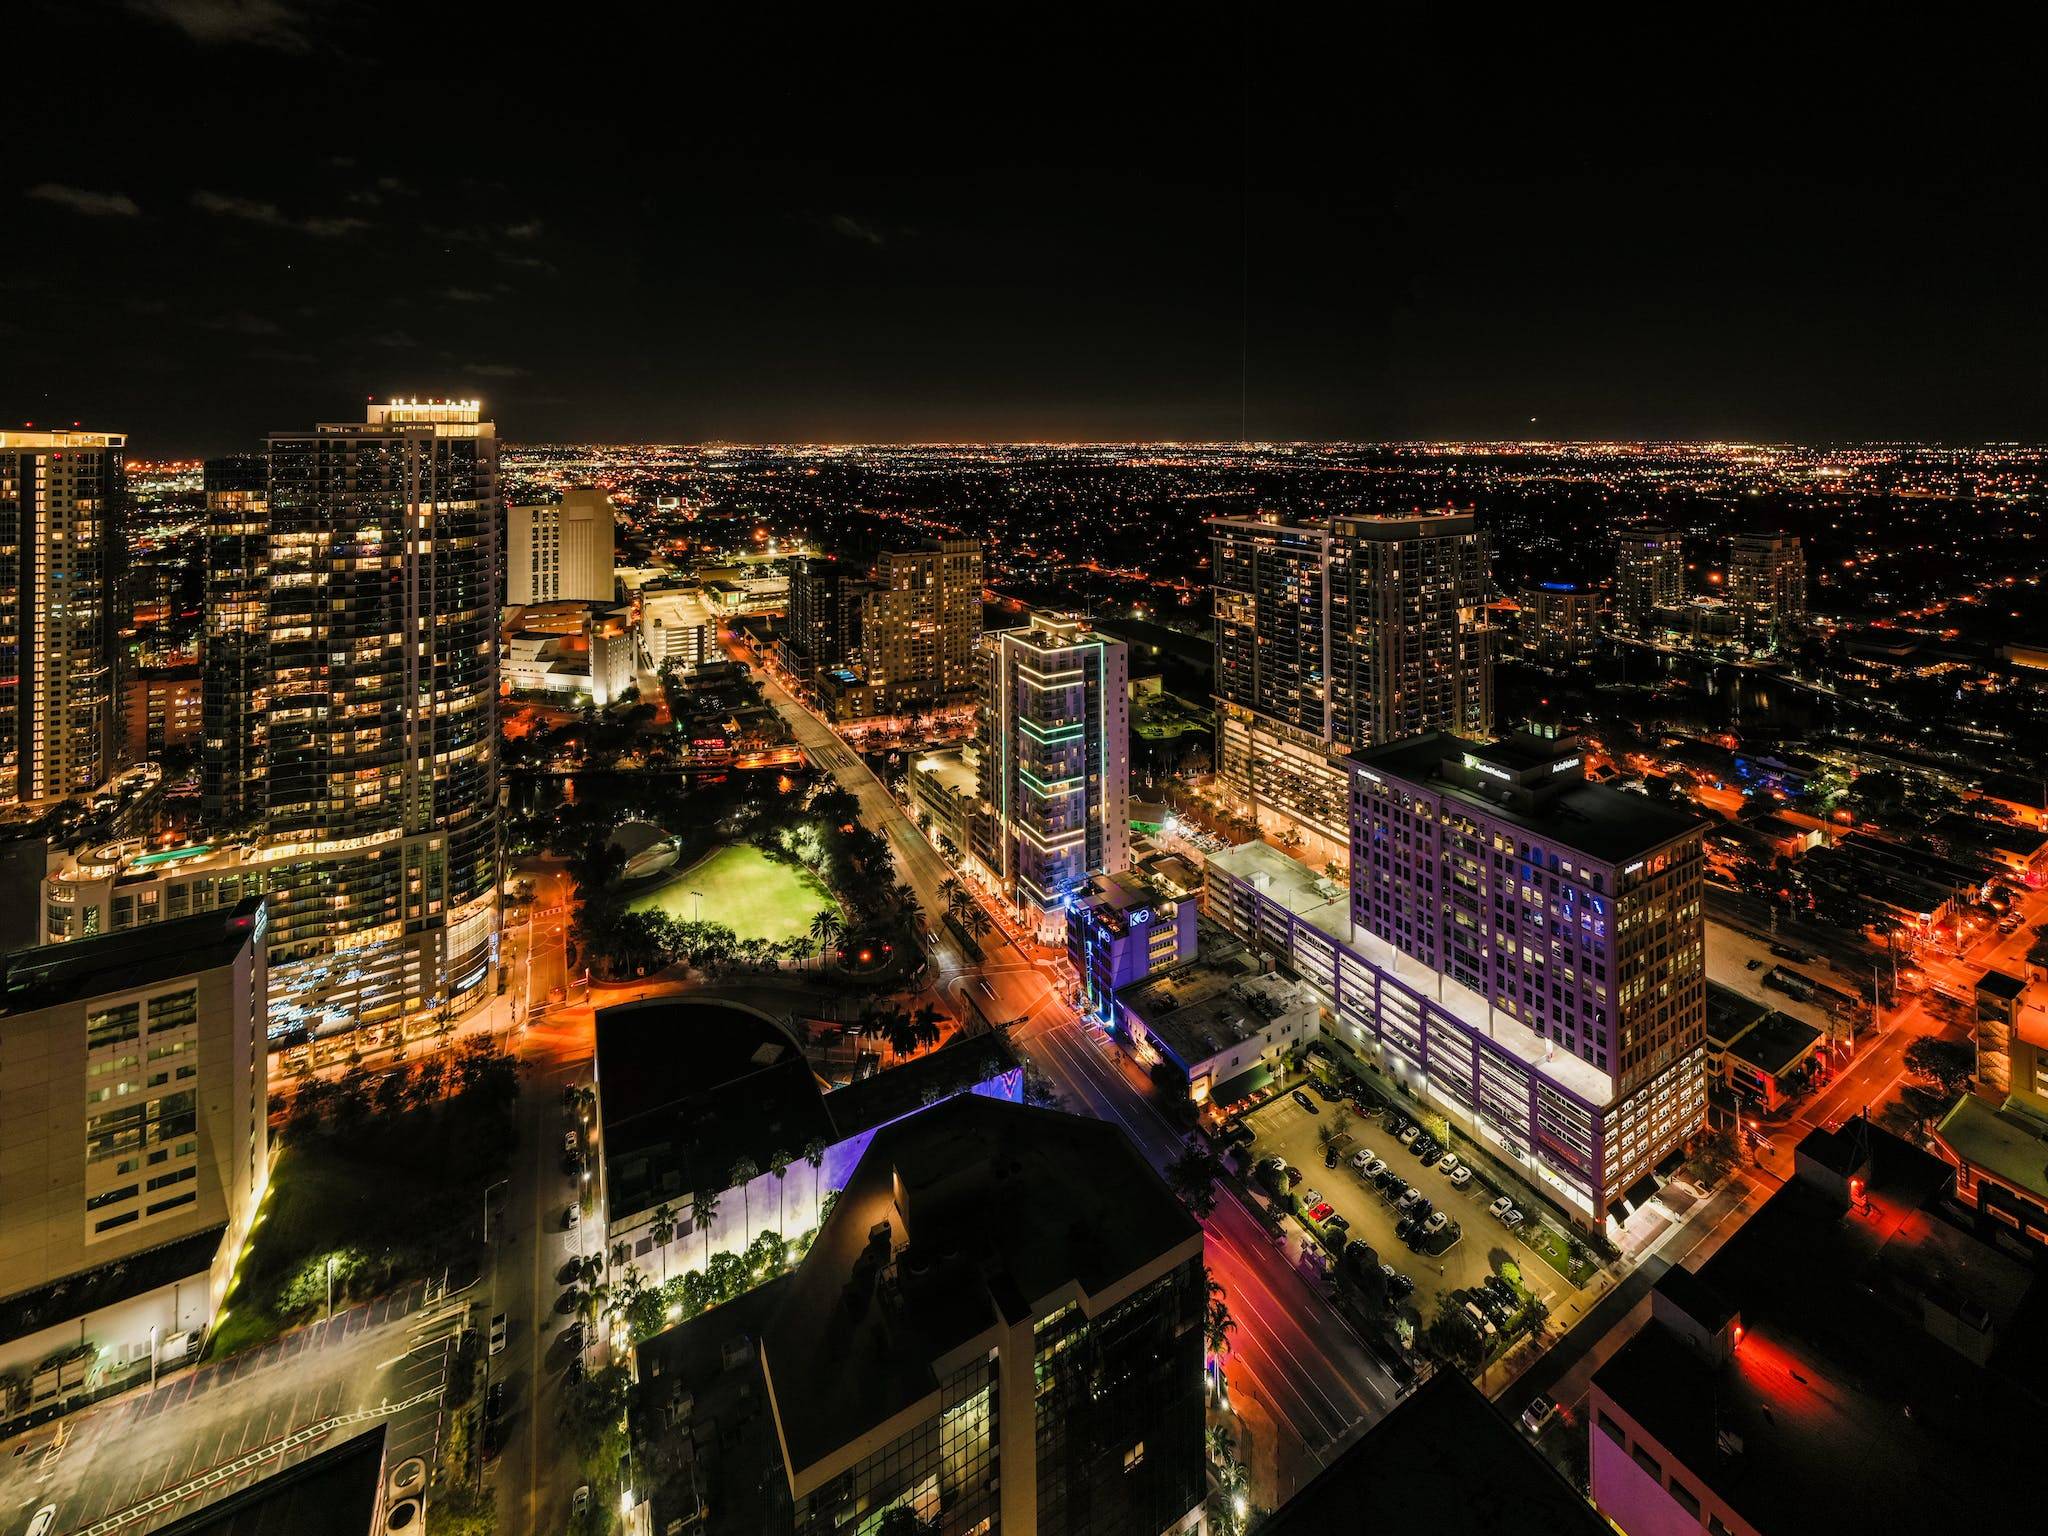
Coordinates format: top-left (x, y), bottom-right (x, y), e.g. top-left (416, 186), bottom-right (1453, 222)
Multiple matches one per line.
top-left (596, 999), bottom-right (836, 1221)
top-left (909, 746), bottom-right (979, 798)
top-left (1936, 1093), bottom-right (2048, 1201)
top-left (1210, 839), bottom-right (1613, 1106)
top-left (1724, 1010), bottom-right (1822, 1077)
top-left (1593, 1125), bottom-right (2045, 1536)
top-left (759, 1095), bottom-right (1199, 1480)
top-left (1705, 981), bottom-right (1771, 1048)
top-left (0, 900), bottom-right (259, 1013)
top-left (1355, 730), bottom-right (1705, 866)
top-left (1260, 1371), bottom-right (1605, 1536)
top-left (1117, 931), bottom-right (1299, 1068)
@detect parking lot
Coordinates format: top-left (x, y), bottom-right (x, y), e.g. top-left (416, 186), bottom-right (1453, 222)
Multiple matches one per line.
top-left (0, 1283), bottom-right (455, 1535)
top-left (1242, 1089), bottom-right (1570, 1335)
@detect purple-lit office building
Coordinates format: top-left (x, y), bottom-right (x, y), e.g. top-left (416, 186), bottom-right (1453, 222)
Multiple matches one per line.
top-left (1067, 869), bottom-right (1198, 1023)
top-left (1209, 727), bottom-right (1707, 1225)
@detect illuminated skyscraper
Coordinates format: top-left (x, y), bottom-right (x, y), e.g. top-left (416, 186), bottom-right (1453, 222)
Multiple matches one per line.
top-left (1210, 510), bottom-right (1492, 864)
top-left (1612, 523), bottom-right (1684, 634)
top-left (1727, 530), bottom-right (1806, 651)
top-left (860, 537), bottom-right (983, 710)
top-left (506, 483), bottom-right (615, 605)
top-left (975, 613), bottom-right (1128, 937)
top-left (260, 399), bottom-right (501, 1039)
top-left (0, 429), bottom-right (126, 804)
top-left (201, 454), bottom-right (268, 829)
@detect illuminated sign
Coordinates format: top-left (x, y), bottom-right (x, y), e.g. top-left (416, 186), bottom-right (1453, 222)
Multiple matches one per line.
top-left (1464, 753), bottom-right (1511, 782)
top-left (1550, 757), bottom-right (1582, 774)
top-left (1129, 907), bottom-right (1152, 926)
top-left (1625, 861), bottom-right (1644, 874)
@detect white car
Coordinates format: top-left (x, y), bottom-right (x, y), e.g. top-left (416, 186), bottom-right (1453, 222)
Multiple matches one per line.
top-left (1350, 1147), bottom-right (1374, 1170)
top-left (28, 1508), bottom-right (58, 1536)
top-left (1501, 1207), bottom-right (1524, 1229)
top-left (1397, 1124), bottom-right (1421, 1145)
top-left (566, 1203), bottom-right (581, 1229)
top-left (1397, 1188), bottom-right (1423, 1211)
top-left (1488, 1195), bottom-right (1514, 1219)
top-left (1448, 1165), bottom-right (1473, 1188)
top-left (1300, 1189), bottom-right (1324, 1210)
top-left (1435, 1152), bottom-right (1459, 1174)
top-left (489, 1312), bottom-right (507, 1356)
top-left (1423, 1211), bottom-right (1449, 1236)
top-left (1363, 1157), bottom-right (1387, 1178)
top-left (561, 1131), bottom-right (578, 1156)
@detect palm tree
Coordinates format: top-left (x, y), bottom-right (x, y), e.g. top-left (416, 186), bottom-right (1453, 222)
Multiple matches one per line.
top-left (910, 1003), bottom-right (943, 1052)
top-left (809, 909), bottom-right (843, 969)
top-left (803, 1138), bottom-right (826, 1228)
top-left (964, 907), bottom-right (994, 942)
top-left (730, 1156), bottom-right (759, 1241)
top-left (694, 1185), bottom-right (721, 1270)
top-left (770, 1148), bottom-right (792, 1234)
top-left (1205, 1275), bottom-right (1235, 1357)
top-left (651, 1203), bottom-right (678, 1282)
top-left (938, 876), bottom-right (964, 911)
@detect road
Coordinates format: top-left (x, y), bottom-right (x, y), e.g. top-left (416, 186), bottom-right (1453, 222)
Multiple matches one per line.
top-left (485, 976), bottom-right (602, 1536)
top-left (747, 658), bottom-right (1398, 1500)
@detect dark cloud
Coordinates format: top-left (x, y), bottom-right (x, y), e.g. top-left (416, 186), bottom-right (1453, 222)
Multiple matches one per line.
top-left (828, 214), bottom-right (887, 248)
top-left (190, 188), bottom-right (369, 237)
top-left (26, 183), bottom-right (141, 218)
top-left (126, 0), bottom-right (321, 51)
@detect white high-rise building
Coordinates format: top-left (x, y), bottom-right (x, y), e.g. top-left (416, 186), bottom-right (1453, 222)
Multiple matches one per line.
top-left (507, 485), bottom-right (616, 605)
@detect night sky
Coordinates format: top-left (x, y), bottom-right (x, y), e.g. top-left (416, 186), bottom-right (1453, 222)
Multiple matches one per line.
top-left (11, 5), bottom-right (2042, 453)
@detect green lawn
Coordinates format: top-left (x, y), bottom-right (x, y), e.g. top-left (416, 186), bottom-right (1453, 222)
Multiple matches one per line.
top-left (1520, 1222), bottom-right (1598, 1287)
top-left (626, 842), bottom-right (837, 944)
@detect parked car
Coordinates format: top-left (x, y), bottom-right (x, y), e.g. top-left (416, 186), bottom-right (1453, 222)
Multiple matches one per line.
top-left (572, 1486), bottom-right (592, 1517)
top-left (1488, 1195), bottom-right (1514, 1219)
top-left (1397, 1123), bottom-right (1421, 1145)
top-left (1435, 1152), bottom-right (1459, 1174)
top-left (1380, 1175), bottom-right (1406, 1199)
top-left (1423, 1210), bottom-right (1449, 1236)
top-left (1325, 1214), bottom-right (1350, 1238)
top-left (1520, 1394), bottom-right (1560, 1438)
top-left (1285, 1164), bottom-right (1304, 1187)
top-left (1397, 1187), bottom-right (1423, 1211)
top-left (1501, 1207), bottom-right (1525, 1230)
top-left (1312, 1079), bottom-right (1341, 1102)
top-left (565, 1203), bottom-right (581, 1229)
top-left (1324, 1145), bottom-right (1340, 1168)
top-left (1307, 1202), bottom-right (1335, 1223)
top-left (1386, 1270), bottom-right (1415, 1302)
top-left (1448, 1165), bottom-right (1472, 1188)
top-left (1409, 1197), bottom-right (1433, 1224)
top-left (561, 1130), bottom-right (579, 1156)
top-left (1363, 1157), bottom-right (1387, 1178)
top-left (1301, 1188), bottom-right (1325, 1209)
top-left (1222, 1121), bottom-right (1255, 1146)
top-left (1411, 1137), bottom-right (1437, 1160)
top-left (1350, 1147), bottom-right (1375, 1170)
top-left (1292, 1089), bottom-right (1319, 1114)
top-left (1395, 1215), bottom-right (1418, 1242)
top-left (489, 1312), bottom-right (507, 1356)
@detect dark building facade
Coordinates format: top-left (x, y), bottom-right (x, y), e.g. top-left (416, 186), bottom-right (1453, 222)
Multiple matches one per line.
top-left (200, 454), bottom-right (268, 829)
top-left (0, 429), bottom-right (127, 804)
